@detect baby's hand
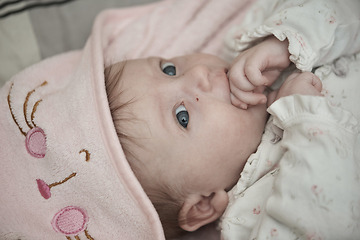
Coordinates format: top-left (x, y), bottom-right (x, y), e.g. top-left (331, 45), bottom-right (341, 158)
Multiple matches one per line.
top-left (228, 36), bottom-right (290, 109)
top-left (267, 72), bottom-right (323, 107)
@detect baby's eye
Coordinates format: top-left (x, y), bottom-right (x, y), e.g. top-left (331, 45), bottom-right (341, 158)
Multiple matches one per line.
top-left (175, 105), bottom-right (189, 128)
top-left (162, 62), bottom-right (176, 76)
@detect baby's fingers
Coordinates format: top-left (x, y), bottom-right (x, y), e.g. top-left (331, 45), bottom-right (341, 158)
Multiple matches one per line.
top-left (230, 87), bottom-right (267, 106)
top-left (231, 94), bottom-right (248, 109)
top-left (244, 62), bottom-right (269, 86)
top-left (228, 68), bottom-right (257, 92)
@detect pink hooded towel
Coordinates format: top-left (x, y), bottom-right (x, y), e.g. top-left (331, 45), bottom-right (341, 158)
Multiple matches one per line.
top-left (0, 0), bottom-right (254, 239)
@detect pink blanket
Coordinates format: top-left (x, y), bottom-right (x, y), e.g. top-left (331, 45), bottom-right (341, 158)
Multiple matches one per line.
top-left (0, 0), bottom-right (254, 239)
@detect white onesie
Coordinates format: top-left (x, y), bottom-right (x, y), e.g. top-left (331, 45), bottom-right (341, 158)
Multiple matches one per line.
top-left (221, 0), bottom-right (360, 239)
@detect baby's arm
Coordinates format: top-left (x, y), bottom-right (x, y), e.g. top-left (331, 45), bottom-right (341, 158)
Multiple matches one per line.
top-left (227, 0), bottom-right (360, 71)
top-left (226, 0), bottom-right (360, 109)
top-left (228, 36), bottom-right (290, 109)
top-left (253, 93), bottom-right (360, 239)
top-left (250, 72), bottom-right (359, 240)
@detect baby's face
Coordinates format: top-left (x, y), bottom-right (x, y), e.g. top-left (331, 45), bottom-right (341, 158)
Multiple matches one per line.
top-left (112, 53), bottom-right (268, 196)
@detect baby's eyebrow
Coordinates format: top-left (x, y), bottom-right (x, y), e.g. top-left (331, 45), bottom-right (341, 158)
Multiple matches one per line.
top-left (146, 57), bottom-right (163, 77)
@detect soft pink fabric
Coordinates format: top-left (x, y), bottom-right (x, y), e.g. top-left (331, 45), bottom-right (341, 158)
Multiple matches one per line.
top-left (52, 206), bottom-right (89, 236)
top-left (37, 179), bottom-right (52, 199)
top-left (0, 0), bottom-right (254, 239)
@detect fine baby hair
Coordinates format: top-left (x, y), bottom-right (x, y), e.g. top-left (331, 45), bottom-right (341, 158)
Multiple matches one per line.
top-left (104, 62), bottom-right (187, 238)
top-left (102, 55), bottom-right (326, 239)
top-left (1, 1), bottom-right (259, 239)
top-left (103, 52), bottom-right (271, 239)
top-left (1, 0), bottom-right (359, 239)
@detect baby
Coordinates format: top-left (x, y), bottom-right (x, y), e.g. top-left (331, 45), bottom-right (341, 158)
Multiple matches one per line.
top-left (104, 0), bottom-right (360, 238)
top-left (104, 36), bottom-right (323, 239)
top-left (0, 0), bottom-right (358, 239)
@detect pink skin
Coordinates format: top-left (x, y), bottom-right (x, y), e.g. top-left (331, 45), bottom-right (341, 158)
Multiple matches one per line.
top-left (37, 172), bottom-right (77, 200)
top-left (267, 72), bottom-right (323, 106)
top-left (109, 53), bottom-right (269, 231)
top-left (228, 36), bottom-right (291, 109)
top-left (109, 53), bottom-right (321, 231)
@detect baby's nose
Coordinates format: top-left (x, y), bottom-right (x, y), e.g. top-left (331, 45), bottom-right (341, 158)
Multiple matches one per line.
top-left (185, 64), bottom-right (212, 92)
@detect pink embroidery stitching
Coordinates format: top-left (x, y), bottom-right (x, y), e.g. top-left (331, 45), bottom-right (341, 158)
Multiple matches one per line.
top-left (37, 173), bottom-right (77, 199)
top-left (7, 81), bottom-right (48, 158)
top-left (307, 232), bottom-right (323, 240)
top-left (253, 205), bottom-right (261, 215)
top-left (25, 127), bottom-right (47, 158)
top-left (37, 149), bottom-right (91, 199)
top-left (52, 206), bottom-right (89, 236)
top-left (308, 127), bottom-right (323, 138)
top-left (311, 185), bottom-right (323, 196)
top-left (270, 228), bottom-right (278, 237)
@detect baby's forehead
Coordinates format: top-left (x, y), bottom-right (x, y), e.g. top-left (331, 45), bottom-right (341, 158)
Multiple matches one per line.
top-left (105, 60), bottom-right (154, 110)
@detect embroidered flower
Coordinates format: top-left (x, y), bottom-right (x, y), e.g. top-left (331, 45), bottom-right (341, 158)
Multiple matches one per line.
top-left (307, 232), bottom-right (323, 240)
top-left (311, 185), bottom-right (332, 212)
top-left (327, 16), bottom-right (336, 24)
top-left (308, 127), bottom-right (323, 138)
top-left (274, 19), bottom-right (283, 25)
top-left (311, 185), bottom-right (323, 196)
top-left (266, 159), bottom-right (273, 167)
top-left (253, 205), bottom-right (261, 215)
top-left (271, 228), bottom-right (278, 237)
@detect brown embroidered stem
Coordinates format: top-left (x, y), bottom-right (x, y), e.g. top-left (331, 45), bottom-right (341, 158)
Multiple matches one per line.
top-left (85, 230), bottom-right (94, 240)
top-left (31, 100), bottom-right (42, 128)
top-left (7, 83), bottom-right (26, 136)
top-left (79, 149), bottom-right (91, 162)
top-left (48, 173), bottom-right (77, 189)
top-left (24, 89), bottom-right (36, 129)
top-left (75, 236), bottom-right (80, 240)
top-left (29, 81), bottom-right (47, 128)
top-left (66, 237), bottom-right (72, 240)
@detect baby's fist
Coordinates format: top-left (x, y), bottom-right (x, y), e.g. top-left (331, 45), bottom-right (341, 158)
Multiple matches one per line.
top-left (267, 72), bottom-right (323, 106)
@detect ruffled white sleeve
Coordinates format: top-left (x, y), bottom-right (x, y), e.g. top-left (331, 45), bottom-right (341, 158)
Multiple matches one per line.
top-left (225, 0), bottom-right (360, 71)
top-left (250, 95), bottom-right (360, 239)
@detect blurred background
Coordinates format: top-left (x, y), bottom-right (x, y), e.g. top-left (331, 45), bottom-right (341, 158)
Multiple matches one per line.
top-left (0, 0), bottom-right (159, 86)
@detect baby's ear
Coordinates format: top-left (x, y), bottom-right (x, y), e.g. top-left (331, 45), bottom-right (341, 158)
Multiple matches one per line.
top-left (178, 190), bottom-right (229, 232)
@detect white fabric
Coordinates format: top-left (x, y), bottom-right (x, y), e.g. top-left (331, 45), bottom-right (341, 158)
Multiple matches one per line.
top-left (222, 54), bottom-right (360, 240)
top-left (221, 0), bottom-right (360, 239)
top-left (0, 1), bottom-right (257, 239)
top-left (223, 0), bottom-right (360, 71)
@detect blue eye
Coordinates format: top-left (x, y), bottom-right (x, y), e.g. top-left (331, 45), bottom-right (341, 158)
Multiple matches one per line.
top-left (162, 62), bottom-right (176, 76)
top-left (175, 105), bottom-right (189, 128)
